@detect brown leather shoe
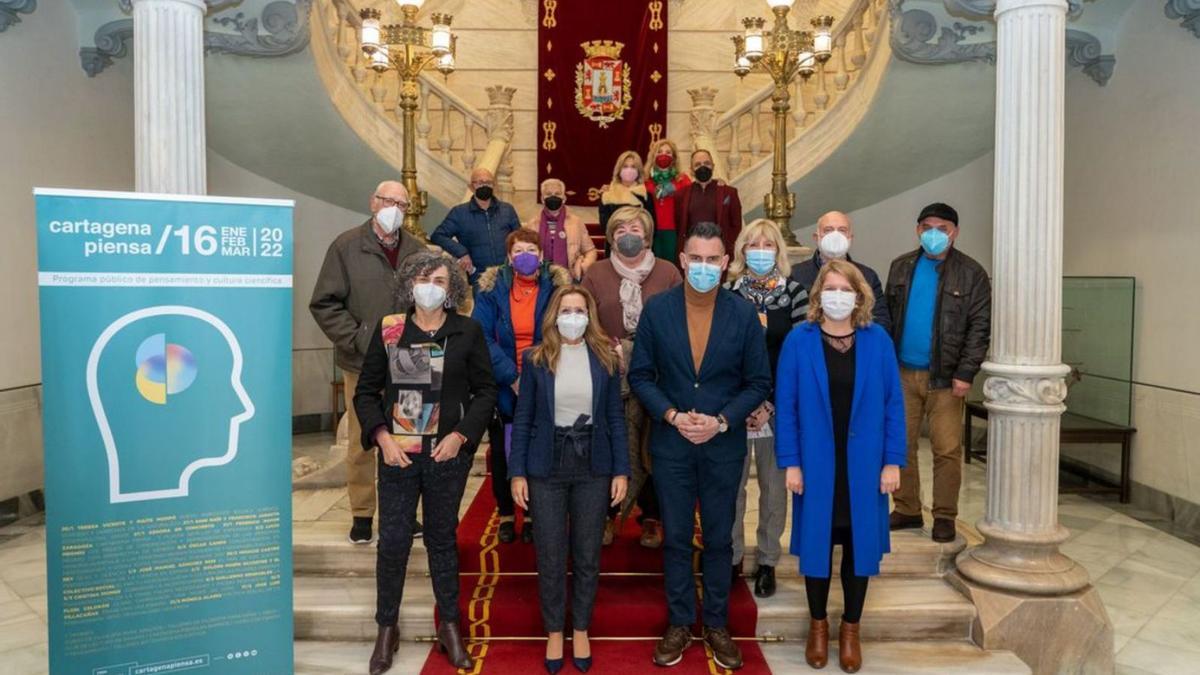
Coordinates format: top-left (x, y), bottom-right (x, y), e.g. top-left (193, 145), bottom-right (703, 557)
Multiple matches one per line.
top-left (931, 518), bottom-right (957, 543)
top-left (805, 618), bottom-right (829, 668)
top-left (602, 518), bottom-right (616, 546)
top-left (703, 626), bottom-right (743, 670)
top-left (888, 511), bottom-right (923, 531)
top-left (653, 625), bottom-right (693, 667)
top-left (437, 620), bottom-right (474, 669)
top-left (838, 620), bottom-right (862, 673)
top-left (640, 518), bottom-right (663, 548)
top-left (368, 624), bottom-right (399, 675)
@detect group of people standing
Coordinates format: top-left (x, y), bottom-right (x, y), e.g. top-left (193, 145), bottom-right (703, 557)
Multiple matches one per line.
top-left (309, 143), bottom-right (991, 675)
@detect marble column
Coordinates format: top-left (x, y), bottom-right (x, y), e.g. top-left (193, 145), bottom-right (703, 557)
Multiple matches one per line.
top-left (949, 1), bottom-right (1113, 671)
top-left (133, 0), bottom-right (207, 194)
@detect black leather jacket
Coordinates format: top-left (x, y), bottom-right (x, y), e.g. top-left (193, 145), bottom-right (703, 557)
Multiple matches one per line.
top-left (885, 247), bottom-right (991, 389)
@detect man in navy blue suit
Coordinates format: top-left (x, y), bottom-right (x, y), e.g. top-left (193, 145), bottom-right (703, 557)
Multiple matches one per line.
top-left (629, 222), bottom-right (772, 670)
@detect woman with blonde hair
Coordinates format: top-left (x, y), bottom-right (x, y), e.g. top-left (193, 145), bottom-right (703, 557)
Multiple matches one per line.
top-left (775, 259), bottom-right (906, 673)
top-left (644, 139), bottom-right (691, 260)
top-left (722, 218), bottom-right (807, 598)
top-left (599, 150), bottom-right (657, 234)
top-left (509, 286), bottom-right (630, 673)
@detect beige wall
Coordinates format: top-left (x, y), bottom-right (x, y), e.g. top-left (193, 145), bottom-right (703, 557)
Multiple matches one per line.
top-left (0, 3), bottom-right (135, 500)
top-left (1060, 0), bottom-right (1200, 511)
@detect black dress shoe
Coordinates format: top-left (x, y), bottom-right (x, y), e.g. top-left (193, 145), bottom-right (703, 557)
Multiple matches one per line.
top-left (889, 511), bottom-right (923, 531)
top-left (754, 564), bottom-right (776, 598)
top-left (368, 624), bottom-right (399, 675)
top-left (932, 518), bottom-right (957, 543)
top-left (572, 656), bottom-right (592, 672)
top-left (522, 520), bottom-right (534, 544)
top-left (498, 520), bottom-right (516, 543)
top-left (349, 516), bottom-right (375, 545)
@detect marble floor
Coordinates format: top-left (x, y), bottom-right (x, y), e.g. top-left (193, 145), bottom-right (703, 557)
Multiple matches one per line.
top-left (2, 433), bottom-right (1199, 674)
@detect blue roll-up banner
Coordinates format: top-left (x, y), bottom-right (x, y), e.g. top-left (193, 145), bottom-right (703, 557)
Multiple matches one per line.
top-left (35, 188), bottom-right (295, 675)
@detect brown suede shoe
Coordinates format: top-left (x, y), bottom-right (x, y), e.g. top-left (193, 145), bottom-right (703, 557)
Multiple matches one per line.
top-left (368, 624), bottom-right (399, 675)
top-left (838, 621), bottom-right (862, 673)
top-left (888, 511), bottom-right (923, 531)
top-left (703, 626), bottom-right (743, 670)
top-left (436, 620), bottom-right (474, 669)
top-left (653, 625), bottom-right (693, 667)
top-left (931, 518), bottom-right (957, 543)
top-left (806, 618), bottom-right (829, 668)
top-left (640, 518), bottom-right (663, 548)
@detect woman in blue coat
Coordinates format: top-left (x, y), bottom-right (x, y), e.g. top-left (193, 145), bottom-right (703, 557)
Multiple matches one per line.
top-left (775, 259), bottom-right (906, 673)
top-left (509, 286), bottom-right (630, 673)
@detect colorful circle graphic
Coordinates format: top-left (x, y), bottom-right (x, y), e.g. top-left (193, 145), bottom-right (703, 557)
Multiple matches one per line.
top-left (135, 333), bottom-right (197, 404)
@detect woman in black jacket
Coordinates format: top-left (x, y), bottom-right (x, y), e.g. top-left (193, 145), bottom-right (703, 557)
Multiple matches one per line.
top-left (354, 251), bottom-right (498, 675)
top-left (509, 286), bottom-right (630, 673)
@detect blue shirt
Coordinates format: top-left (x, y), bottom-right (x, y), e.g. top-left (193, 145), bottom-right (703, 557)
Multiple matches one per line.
top-left (898, 255), bottom-right (942, 369)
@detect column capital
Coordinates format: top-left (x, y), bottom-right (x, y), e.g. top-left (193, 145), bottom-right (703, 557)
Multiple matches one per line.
top-left (995, 0), bottom-right (1068, 15)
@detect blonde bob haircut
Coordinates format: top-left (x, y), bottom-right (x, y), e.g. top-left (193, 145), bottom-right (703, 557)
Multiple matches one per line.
top-left (610, 150), bottom-right (645, 185)
top-left (728, 218), bottom-right (792, 278)
top-left (807, 259), bottom-right (876, 328)
top-left (646, 138), bottom-right (682, 174)
top-left (605, 205), bottom-right (655, 246)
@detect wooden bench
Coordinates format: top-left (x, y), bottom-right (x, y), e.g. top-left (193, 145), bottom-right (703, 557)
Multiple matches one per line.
top-left (963, 400), bottom-right (1135, 503)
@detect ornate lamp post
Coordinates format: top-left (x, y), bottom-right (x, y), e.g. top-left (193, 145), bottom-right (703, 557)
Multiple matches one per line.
top-left (732, 0), bottom-right (834, 246)
top-left (359, 0), bottom-right (457, 242)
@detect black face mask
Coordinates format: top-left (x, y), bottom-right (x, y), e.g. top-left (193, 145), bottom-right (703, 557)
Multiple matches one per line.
top-left (694, 166), bottom-right (714, 183)
top-left (543, 196), bottom-right (564, 211)
top-left (474, 185), bottom-right (494, 201)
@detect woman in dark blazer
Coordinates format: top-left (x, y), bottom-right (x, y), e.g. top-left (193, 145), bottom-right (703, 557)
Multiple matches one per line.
top-left (354, 251), bottom-right (498, 675)
top-left (509, 286), bottom-right (630, 674)
top-left (775, 259), bottom-right (906, 674)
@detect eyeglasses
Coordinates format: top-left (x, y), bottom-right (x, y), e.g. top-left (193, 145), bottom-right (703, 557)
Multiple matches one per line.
top-left (374, 195), bottom-right (410, 209)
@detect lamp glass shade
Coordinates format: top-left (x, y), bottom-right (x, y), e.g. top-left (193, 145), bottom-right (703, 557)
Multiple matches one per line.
top-left (397, 0), bottom-right (425, 9)
top-left (766, 0), bottom-right (795, 7)
top-left (371, 45), bottom-right (390, 71)
top-left (813, 32), bottom-right (833, 56)
top-left (361, 18), bottom-right (381, 51)
top-left (798, 50), bottom-right (815, 72)
top-left (437, 52), bottom-right (455, 73)
top-left (431, 24), bottom-right (452, 55)
top-left (734, 54), bottom-right (752, 75)
top-left (744, 32), bottom-right (765, 59)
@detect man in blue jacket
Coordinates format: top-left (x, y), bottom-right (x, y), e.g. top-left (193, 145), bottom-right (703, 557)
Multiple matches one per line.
top-left (431, 167), bottom-right (521, 284)
top-left (629, 222), bottom-right (772, 671)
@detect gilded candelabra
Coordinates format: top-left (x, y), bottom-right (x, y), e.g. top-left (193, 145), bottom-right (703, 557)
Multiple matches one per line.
top-left (732, 0), bottom-right (834, 245)
top-left (359, 1), bottom-right (457, 242)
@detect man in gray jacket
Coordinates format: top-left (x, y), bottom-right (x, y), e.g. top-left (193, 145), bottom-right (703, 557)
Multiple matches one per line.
top-left (310, 181), bottom-right (425, 544)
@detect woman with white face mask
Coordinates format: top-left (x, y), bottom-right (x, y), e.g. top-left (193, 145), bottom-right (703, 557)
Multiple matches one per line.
top-left (721, 218), bottom-right (807, 599)
top-left (508, 286), bottom-right (630, 674)
top-left (352, 252), bottom-right (498, 674)
top-left (773, 259), bottom-right (906, 673)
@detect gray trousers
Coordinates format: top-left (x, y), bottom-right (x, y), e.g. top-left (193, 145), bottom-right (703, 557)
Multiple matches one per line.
top-left (528, 436), bottom-right (610, 633)
top-left (732, 432), bottom-right (788, 568)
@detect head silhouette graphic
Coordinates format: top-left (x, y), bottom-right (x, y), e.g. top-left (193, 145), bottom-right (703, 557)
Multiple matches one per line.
top-left (87, 305), bottom-right (255, 503)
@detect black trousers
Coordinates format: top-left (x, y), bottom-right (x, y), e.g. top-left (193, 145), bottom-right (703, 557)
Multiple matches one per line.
top-left (375, 448), bottom-right (472, 626)
top-left (488, 415), bottom-right (530, 519)
top-left (804, 526), bottom-right (870, 624)
top-left (528, 428), bottom-right (610, 633)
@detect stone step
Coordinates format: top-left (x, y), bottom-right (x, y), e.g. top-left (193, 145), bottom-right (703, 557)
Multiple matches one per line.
top-left (294, 639), bottom-right (1030, 674)
top-left (292, 575), bottom-right (976, 642)
top-left (293, 520), bottom-right (964, 579)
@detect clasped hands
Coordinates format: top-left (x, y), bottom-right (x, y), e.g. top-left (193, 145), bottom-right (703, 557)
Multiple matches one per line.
top-left (375, 427), bottom-right (465, 468)
top-left (669, 409), bottom-right (721, 445)
top-left (785, 464), bottom-right (901, 496)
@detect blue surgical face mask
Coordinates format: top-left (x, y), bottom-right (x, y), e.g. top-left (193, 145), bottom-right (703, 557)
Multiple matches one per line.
top-left (686, 261), bottom-right (722, 293)
top-left (745, 249), bottom-right (776, 276)
top-left (920, 228), bottom-right (950, 256)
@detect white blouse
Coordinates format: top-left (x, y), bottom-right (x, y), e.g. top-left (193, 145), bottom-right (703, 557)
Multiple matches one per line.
top-left (554, 342), bottom-right (593, 426)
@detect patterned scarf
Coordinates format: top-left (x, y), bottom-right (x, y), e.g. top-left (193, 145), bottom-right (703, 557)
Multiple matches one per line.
top-left (736, 272), bottom-right (790, 310)
top-left (610, 252), bottom-right (657, 334)
top-left (538, 207), bottom-right (570, 267)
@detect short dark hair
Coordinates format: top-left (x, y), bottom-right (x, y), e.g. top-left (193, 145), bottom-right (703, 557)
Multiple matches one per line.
top-left (685, 221), bottom-right (724, 251)
top-left (918, 202), bottom-right (959, 227)
top-left (505, 228), bottom-right (541, 254)
top-left (395, 251), bottom-right (469, 310)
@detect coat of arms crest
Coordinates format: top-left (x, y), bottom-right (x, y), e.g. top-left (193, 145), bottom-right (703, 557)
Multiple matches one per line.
top-left (575, 40), bottom-right (632, 128)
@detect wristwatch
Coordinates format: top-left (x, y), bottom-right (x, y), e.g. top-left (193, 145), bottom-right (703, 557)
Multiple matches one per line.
top-left (717, 415), bottom-right (729, 434)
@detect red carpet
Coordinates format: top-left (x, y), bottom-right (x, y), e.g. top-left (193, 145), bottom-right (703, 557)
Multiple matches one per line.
top-left (421, 476), bottom-right (770, 674)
